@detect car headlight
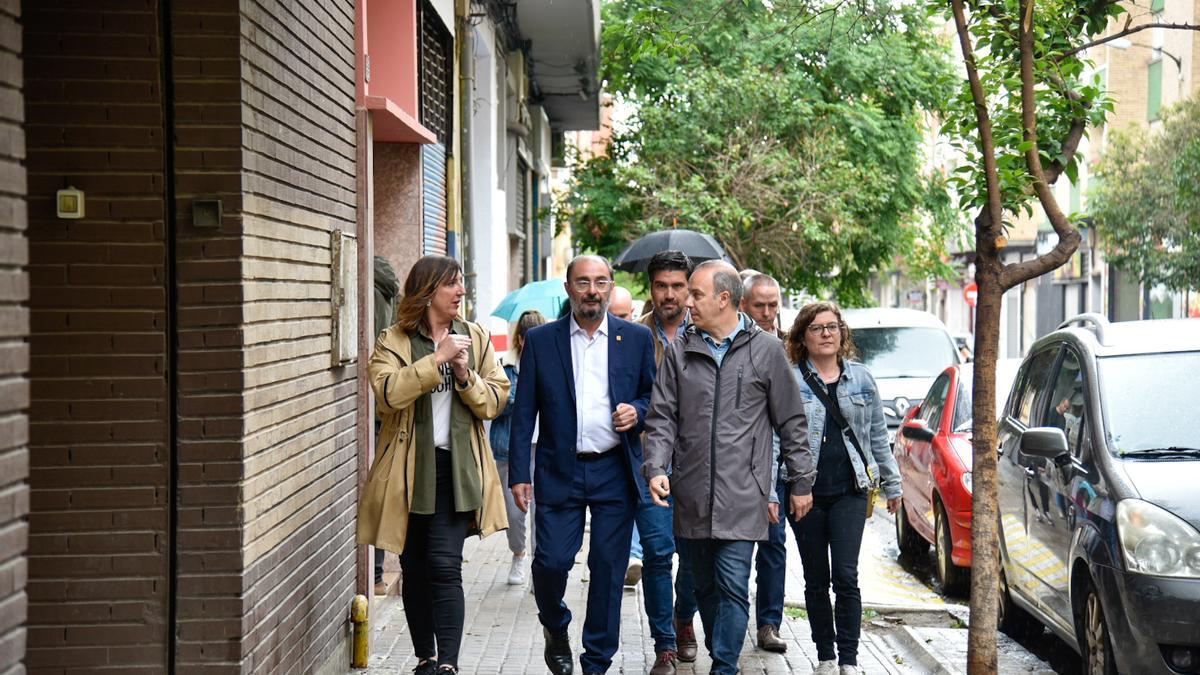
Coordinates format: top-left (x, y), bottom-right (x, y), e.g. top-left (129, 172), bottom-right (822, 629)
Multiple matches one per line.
top-left (1116, 499), bottom-right (1200, 578)
top-left (961, 472), bottom-right (972, 495)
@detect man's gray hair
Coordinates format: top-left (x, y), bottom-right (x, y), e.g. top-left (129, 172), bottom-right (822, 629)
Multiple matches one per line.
top-left (695, 260), bottom-right (743, 307)
top-left (744, 272), bottom-right (780, 296)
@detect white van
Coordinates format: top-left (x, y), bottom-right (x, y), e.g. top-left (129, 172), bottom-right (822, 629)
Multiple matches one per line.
top-left (840, 308), bottom-right (965, 443)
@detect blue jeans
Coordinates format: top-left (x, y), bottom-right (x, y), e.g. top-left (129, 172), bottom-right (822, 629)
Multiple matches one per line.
top-left (633, 483), bottom-right (677, 652)
top-left (755, 476), bottom-right (788, 628)
top-left (678, 538), bottom-right (755, 675)
top-left (675, 547), bottom-right (698, 624)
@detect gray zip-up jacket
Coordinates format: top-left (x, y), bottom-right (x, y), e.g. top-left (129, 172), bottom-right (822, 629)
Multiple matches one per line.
top-left (643, 318), bottom-right (815, 541)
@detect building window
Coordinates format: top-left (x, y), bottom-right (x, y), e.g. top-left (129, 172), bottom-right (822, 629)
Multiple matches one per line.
top-left (419, 0), bottom-right (453, 145)
top-left (1147, 59), bottom-right (1163, 122)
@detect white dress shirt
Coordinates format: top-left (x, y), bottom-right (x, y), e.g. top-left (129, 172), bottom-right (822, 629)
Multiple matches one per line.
top-left (570, 314), bottom-right (620, 454)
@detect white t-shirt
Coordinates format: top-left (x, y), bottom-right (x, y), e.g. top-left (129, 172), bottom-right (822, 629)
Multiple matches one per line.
top-left (431, 347), bottom-right (455, 449)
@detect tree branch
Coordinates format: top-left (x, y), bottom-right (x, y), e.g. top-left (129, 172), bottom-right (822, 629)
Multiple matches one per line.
top-left (1060, 22), bottom-right (1200, 59)
top-left (1001, 0), bottom-right (1082, 290)
top-left (1038, 72), bottom-right (1091, 185)
top-left (950, 0), bottom-right (1005, 258)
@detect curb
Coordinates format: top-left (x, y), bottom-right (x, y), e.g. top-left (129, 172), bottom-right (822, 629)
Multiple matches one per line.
top-left (784, 597), bottom-right (969, 616)
top-left (888, 626), bottom-right (957, 675)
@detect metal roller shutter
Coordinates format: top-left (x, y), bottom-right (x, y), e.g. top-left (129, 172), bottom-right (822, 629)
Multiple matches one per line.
top-left (422, 143), bottom-right (448, 256)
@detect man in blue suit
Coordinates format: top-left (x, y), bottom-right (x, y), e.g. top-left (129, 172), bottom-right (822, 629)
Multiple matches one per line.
top-left (509, 255), bottom-right (657, 675)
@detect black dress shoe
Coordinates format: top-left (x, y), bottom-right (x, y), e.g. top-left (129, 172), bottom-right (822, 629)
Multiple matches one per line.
top-left (543, 627), bottom-right (574, 675)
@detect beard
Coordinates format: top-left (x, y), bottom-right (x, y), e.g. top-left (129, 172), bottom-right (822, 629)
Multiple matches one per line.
top-left (570, 292), bottom-right (609, 321)
top-left (655, 302), bottom-right (683, 324)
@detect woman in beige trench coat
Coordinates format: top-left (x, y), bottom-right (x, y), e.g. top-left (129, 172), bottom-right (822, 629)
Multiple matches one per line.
top-left (356, 255), bottom-right (510, 675)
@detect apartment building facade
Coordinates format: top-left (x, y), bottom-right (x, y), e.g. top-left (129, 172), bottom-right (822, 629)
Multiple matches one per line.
top-left (1, 0), bottom-right (600, 672)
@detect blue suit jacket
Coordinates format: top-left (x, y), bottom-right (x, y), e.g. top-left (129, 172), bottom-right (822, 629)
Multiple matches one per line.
top-left (508, 313), bottom-right (657, 506)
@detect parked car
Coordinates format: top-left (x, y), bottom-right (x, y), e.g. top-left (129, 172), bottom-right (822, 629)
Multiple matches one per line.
top-left (842, 308), bottom-right (965, 444)
top-left (893, 359), bottom-right (1021, 594)
top-left (996, 313), bottom-right (1200, 675)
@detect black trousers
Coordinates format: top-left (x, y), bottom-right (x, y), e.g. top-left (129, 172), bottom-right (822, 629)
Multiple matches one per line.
top-left (790, 492), bottom-right (867, 666)
top-left (400, 449), bottom-right (472, 667)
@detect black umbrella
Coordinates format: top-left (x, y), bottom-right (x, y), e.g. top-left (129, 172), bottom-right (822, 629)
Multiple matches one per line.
top-left (612, 229), bottom-right (730, 273)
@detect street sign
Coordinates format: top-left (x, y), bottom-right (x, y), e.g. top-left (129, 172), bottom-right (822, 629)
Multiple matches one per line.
top-left (963, 282), bottom-right (978, 307)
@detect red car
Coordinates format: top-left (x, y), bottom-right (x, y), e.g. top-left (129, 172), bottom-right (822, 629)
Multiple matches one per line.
top-left (892, 360), bottom-right (1020, 595)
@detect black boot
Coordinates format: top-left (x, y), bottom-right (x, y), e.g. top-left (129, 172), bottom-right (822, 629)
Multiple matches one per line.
top-left (543, 627), bottom-right (574, 675)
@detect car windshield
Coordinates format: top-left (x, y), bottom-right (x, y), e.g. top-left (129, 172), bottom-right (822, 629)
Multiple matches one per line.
top-left (852, 327), bottom-right (958, 379)
top-left (1100, 351), bottom-right (1200, 454)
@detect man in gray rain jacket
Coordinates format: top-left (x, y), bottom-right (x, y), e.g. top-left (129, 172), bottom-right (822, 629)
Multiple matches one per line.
top-left (643, 260), bottom-right (815, 675)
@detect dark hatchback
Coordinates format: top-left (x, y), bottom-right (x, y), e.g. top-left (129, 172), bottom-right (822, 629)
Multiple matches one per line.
top-left (996, 314), bottom-right (1200, 675)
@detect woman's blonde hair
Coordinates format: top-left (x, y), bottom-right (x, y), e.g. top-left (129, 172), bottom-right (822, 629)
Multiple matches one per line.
top-left (786, 301), bottom-right (857, 366)
top-left (394, 255), bottom-right (463, 333)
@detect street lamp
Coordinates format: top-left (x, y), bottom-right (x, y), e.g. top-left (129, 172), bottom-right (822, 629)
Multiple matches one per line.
top-left (1109, 37), bottom-right (1185, 81)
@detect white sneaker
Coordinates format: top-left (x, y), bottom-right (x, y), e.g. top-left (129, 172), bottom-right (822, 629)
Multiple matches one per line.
top-left (813, 660), bottom-right (838, 675)
top-left (624, 557), bottom-right (643, 586)
top-left (507, 554), bottom-right (526, 586)
top-left (838, 666), bottom-right (863, 675)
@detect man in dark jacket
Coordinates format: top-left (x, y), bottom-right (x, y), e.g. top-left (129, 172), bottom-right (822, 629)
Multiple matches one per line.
top-left (643, 261), bottom-right (814, 675)
top-left (372, 255), bottom-right (400, 594)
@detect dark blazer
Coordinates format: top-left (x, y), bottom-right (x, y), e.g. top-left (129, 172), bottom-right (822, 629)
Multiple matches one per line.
top-left (508, 313), bottom-right (657, 506)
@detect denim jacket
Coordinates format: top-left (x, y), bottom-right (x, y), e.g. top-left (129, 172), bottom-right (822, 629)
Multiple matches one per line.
top-left (489, 358), bottom-right (519, 461)
top-left (793, 359), bottom-right (902, 501)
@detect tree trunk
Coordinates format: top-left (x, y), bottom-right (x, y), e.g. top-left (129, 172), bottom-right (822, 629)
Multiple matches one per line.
top-left (967, 255), bottom-right (1005, 673)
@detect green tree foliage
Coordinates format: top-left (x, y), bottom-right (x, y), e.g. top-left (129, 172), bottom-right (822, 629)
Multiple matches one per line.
top-left (558, 0), bottom-right (962, 303)
top-left (1090, 95), bottom-right (1200, 292)
top-left (938, 0), bottom-right (1117, 223)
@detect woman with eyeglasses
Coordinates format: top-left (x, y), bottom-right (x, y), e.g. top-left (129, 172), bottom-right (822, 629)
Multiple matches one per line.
top-left (785, 302), bottom-right (902, 675)
top-left (357, 255), bottom-right (511, 675)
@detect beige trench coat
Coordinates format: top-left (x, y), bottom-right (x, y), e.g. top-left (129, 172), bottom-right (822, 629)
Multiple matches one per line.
top-left (356, 320), bottom-right (511, 554)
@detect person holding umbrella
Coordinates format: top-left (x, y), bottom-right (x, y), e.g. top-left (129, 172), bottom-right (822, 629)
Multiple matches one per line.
top-left (357, 255), bottom-right (511, 675)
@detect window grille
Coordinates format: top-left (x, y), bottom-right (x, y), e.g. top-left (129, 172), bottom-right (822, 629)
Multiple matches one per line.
top-left (419, 0), bottom-right (453, 145)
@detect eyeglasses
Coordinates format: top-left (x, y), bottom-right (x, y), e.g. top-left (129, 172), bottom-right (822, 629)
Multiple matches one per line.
top-left (806, 322), bottom-right (843, 335)
top-left (571, 279), bottom-right (613, 292)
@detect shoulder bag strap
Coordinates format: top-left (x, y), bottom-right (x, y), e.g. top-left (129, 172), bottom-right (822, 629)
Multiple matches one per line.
top-left (800, 365), bottom-right (872, 475)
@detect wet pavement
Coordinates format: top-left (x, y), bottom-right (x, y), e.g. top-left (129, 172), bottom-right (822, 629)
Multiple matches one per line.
top-left (871, 509), bottom-right (1083, 674)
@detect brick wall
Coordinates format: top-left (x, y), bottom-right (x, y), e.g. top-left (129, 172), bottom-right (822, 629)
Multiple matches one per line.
top-left (238, 0), bottom-right (358, 671)
top-left (0, 3), bottom-right (27, 674)
top-left (170, 0), bottom-right (248, 672)
top-left (22, 2), bottom-right (171, 672)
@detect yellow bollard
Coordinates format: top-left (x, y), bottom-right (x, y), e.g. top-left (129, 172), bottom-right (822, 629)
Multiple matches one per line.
top-left (351, 594), bottom-right (370, 668)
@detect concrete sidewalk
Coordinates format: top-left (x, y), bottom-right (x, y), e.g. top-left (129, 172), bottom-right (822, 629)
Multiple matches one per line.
top-left (367, 529), bottom-right (928, 674)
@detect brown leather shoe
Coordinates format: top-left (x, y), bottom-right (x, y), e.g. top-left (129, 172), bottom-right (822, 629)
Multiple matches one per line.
top-left (757, 624), bottom-right (787, 653)
top-left (674, 618), bottom-right (697, 662)
top-left (648, 650), bottom-right (676, 675)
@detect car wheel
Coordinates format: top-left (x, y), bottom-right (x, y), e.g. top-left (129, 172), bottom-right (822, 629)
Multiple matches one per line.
top-left (894, 498), bottom-right (926, 557)
top-left (1082, 584), bottom-right (1118, 675)
top-left (998, 569), bottom-right (1040, 641)
top-left (935, 503), bottom-right (968, 595)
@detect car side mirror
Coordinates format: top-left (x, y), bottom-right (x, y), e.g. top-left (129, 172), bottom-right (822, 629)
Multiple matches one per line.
top-left (901, 424), bottom-right (936, 444)
top-left (1020, 427), bottom-right (1069, 460)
